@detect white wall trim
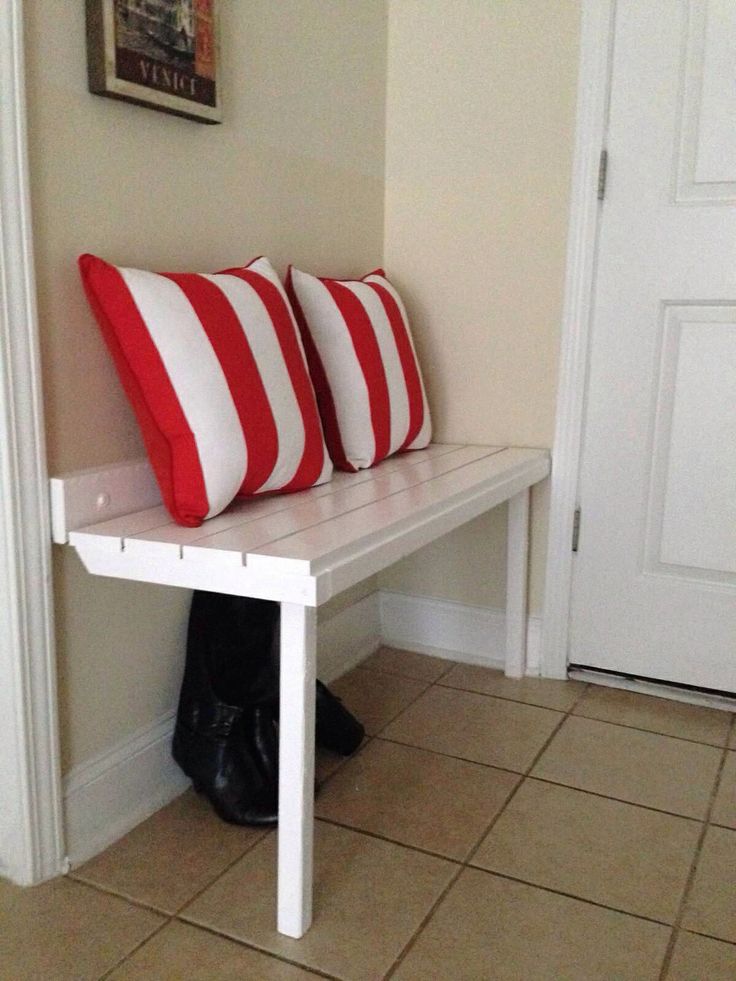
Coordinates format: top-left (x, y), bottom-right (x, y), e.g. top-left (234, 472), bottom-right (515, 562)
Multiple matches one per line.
top-left (317, 591), bottom-right (382, 683)
top-left (0, 0), bottom-right (65, 884)
top-left (64, 711), bottom-right (190, 868)
top-left (541, 0), bottom-right (616, 679)
top-left (380, 590), bottom-right (541, 676)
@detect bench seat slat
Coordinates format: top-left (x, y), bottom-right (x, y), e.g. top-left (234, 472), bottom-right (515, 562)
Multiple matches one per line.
top-left (122, 443), bottom-right (465, 554)
top-left (68, 506), bottom-right (171, 552)
top-left (179, 445), bottom-right (503, 566)
top-left (68, 444), bottom-right (465, 556)
top-left (244, 449), bottom-right (548, 576)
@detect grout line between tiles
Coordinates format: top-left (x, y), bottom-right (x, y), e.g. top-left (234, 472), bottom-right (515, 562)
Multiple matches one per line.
top-left (353, 656), bottom-right (452, 686)
top-left (317, 725), bottom-right (384, 790)
top-left (382, 756), bottom-right (539, 974)
top-left (434, 679), bottom-right (588, 715)
top-left (563, 710), bottom-right (733, 750)
top-left (370, 679), bottom-right (436, 738)
top-left (679, 927), bottom-right (736, 949)
top-left (71, 821), bottom-right (271, 920)
top-left (524, 776), bottom-right (709, 823)
top-left (313, 815), bottom-right (464, 865)
top-left (174, 916), bottom-right (345, 981)
top-left (172, 825), bottom-right (273, 916)
top-left (462, 865), bottom-right (676, 929)
top-left (435, 678), bottom-right (735, 749)
top-left (314, 668), bottom-right (436, 799)
top-left (97, 916), bottom-right (172, 981)
top-left (381, 678), bottom-right (590, 979)
top-left (314, 749), bottom-right (355, 791)
top-left (318, 745), bottom-right (706, 863)
top-left (374, 734), bottom-right (527, 776)
top-left (66, 872), bottom-right (174, 919)
top-left (370, 737), bottom-right (716, 824)
top-left (464, 678), bottom-right (589, 869)
top-left (382, 863), bottom-right (465, 980)
top-left (657, 713), bottom-right (736, 980)
top-left (434, 659), bottom-right (459, 682)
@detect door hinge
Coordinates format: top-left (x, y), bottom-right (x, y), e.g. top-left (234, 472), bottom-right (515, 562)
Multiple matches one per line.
top-left (597, 149), bottom-right (608, 201)
top-left (572, 507), bottom-right (582, 552)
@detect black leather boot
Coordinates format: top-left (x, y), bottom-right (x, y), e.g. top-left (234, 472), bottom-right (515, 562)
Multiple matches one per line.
top-left (315, 680), bottom-right (365, 755)
top-left (173, 592), bottom-right (366, 825)
top-left (269, 632), bottom-right (365, 756)
top-left (172, 591), bottom-right (280, 826)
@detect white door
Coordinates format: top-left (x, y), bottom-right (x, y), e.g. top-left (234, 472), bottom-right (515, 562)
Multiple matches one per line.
top-left (571, 0), bottom-right (736, 692)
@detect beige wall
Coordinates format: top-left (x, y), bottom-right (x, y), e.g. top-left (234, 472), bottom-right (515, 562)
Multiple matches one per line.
top-left (26, 0), bottom-right (387, 772)
top-left (381, 0), bottom-right (581, 612)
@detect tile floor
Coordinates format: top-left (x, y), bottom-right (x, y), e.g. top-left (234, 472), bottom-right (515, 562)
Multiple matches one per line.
top-left (2, 648), bottom-right (735, 980)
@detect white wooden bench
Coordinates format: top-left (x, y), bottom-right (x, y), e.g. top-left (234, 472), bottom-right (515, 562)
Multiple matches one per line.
top-left (50, 442), bottom-right (549, 938)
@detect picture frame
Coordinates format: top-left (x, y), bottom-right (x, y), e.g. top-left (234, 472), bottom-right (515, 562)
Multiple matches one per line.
top-left (86, 0), bottom-right (222, 124)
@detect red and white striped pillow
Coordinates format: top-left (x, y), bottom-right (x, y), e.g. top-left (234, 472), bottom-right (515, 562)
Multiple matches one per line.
top-left (287, 267), bottom-right (432, 471)
top-left (79, 254), bottom-right (331, 526)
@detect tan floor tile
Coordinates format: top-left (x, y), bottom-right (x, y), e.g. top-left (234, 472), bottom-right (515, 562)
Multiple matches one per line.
top-left (473, 779), bottom-right (700, 922)
top-left (330, 666), bottom-right (428, 736)
top-left (183, 821), bottom-right (455, 981)
top-left (666, 931), bottom-right (736, 980)
top-left (682, 826), bottom-right (736, 943)
top-left (441, 663), bottom-right (585, 711)
top-left (382, 685), bottom-right (563, 772)
top-left (532, 717), bottom-right (721, 818)
top-left (73, 789), bottom-right (266, 913)
top-left (712, 752), bottom-right (736, 829)
top-left (393, 868), bottom-right (669, 981)
top-left (729, 724), bottom-right (736, 749)
top-left (0, 876), bottom-right (163, 981)
top-left (315, 738), bottom-right (519, 859)
top-left (573, 685), bottom-right (732, 746)
top-left (316, 745), bottom-right (352, 784)
top-left (360, 646), bottom-right (454, 682)
top-left (108, 920), bottom-right (320, 979)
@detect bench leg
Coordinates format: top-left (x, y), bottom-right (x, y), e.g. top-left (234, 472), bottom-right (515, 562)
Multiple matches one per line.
top-left (505, 488), bottom-right (530, 679)
top-left (277, 602), bottom-right (317, 938)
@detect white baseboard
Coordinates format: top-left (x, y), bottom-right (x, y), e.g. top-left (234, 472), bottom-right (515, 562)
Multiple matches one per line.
top-left (63, 591), bottom-right (381, 867)
top-left (379, 590), bottom-right (541, 676)
top-left (317, 590), bottom-right (381, 683)
top-left (64, 711), bottom-right (189, 868)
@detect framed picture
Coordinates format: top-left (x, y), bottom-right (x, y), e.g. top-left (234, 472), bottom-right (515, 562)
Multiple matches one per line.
top-left (86, 1), bottom-right (221, 124)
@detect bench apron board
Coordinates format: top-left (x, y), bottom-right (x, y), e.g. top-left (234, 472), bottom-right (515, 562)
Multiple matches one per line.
top-left (50, 442), bottom-right (550, 938)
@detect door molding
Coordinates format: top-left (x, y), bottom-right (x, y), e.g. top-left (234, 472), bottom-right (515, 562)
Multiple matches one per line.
top-left (541, 0), bottom-right (616, 678)
top-left (0, 0), bottom-right (65, 883)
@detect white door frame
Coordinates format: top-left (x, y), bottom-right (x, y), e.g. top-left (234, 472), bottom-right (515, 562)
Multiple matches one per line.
top-left (541, 0), bottom-right (616, 679)
top-left (0, 0), bottom-right (65, 884)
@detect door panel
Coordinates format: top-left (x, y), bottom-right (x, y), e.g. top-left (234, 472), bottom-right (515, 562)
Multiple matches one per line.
top-left (570, 0), bottom-right (736, 692)
top-left (677, 0), bottom-right (736, 199)
top-left (656, 310), bottom-right (736, 577)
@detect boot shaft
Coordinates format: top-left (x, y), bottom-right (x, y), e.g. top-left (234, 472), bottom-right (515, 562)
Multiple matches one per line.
top-left (178, 591), bottom-right (279, 728)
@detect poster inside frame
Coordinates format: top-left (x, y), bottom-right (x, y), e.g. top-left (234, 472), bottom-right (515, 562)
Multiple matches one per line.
top-left (86, 1), bottom-right (222, 124)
